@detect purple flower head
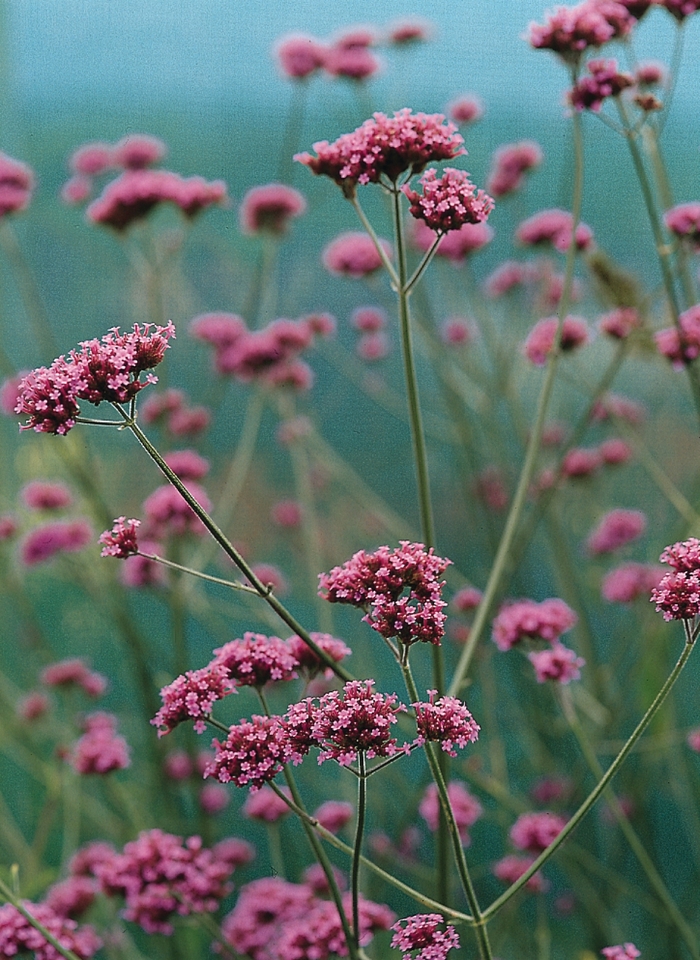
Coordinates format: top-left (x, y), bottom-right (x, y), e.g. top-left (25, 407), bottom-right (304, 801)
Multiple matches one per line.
top-left (602, 562), bottom-right (664, 603)
top-left (652, 537), bottom-right (700, 621)
top-left (598, 307), bottom-right (641, 339)
top-left (655, 305), bottom-right (700, 368)
top-left (493, 854), bottom-right (549, 893)
top-left (0, 152), bottom-right (34, 216)
top-left (447, 94), bottom-right (484, 125)
top-left (523, 315), bottom-right (590, 365)
top-left (41, 658), bottom-right (107, 697)
top-left (658, 0), bottom-right (700, 20)
top-left (411, 218), bottom-right (493, 263)
top-left (295, 108), bottom-right (465, 195)
top-left (665, 203), bottom-right (700, 248)
top-left (313, 799), bottom-right (354, 833)
top-left (391, 914), bottom-right (460, 960)
top-left (601, 945), bottom-right (641, 960)
top-left (569, 58), bottom-right (634, 111)
top-left (45, 875), bottom-right (97, 920)
top-left (22, 480), bottom-right (73, 511)
top-left (312, 679), bottom-right (407, 766)
top-left (487, 140), bottom-right (543, 197)
top-left (204, 714), bottom-right (293, 790)
top-left (319, 541), bottom-right (451, 646)
top-left (0, 901), bottom-right (101, 960)
top-left (527, 1), bottom-right (635, 61)
top-left (213, 632), bottom-right (299, 688)
top-left (69, 711), bottom-right (131, 774)
top-left (286, 632), bottom-right (352, 678)
top-left (239, 183), bottom-right (306, 235)
top-left (274, 33), bottom-right (326, 79)
top-left (402, 167), bottom-right (493, 234)
top-left (243, 784), bottom-right (291, 822)
top-left (510, 811), bottom-right (568, 853)
top-left (413, 690), bottom-right (480, 756)
top-left (99, 517), bottom-right (140, 558)
top-left (112, 134), bottom-right (167, 170)
top-left (529, 643), bottom-right (586, 683)
top-left (152, 664), bottom-right (236, 736)
top-left (70, 142), bottom-right (113, 176)
top-left (587, 508), bottom-right (646, 555)
top-left (517, 208), bottom-right (594, 252)
top-left (278, 894), bottom-right (394, 958)
top-left (493, 597), bottom-right (578, 651)
top-left (322, 231), bottom-right (393, 278)
top-left (142, 480), bottom-right (210, 538)
top-left (419, 781), bottom-right (482, 844)
top-left (163, 449), bottom-right (210, 480)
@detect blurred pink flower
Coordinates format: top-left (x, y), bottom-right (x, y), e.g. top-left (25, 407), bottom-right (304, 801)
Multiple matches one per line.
top-left (70, 142), bottom-right (113, 176)
top-left (322, 231), bottom-right (392, 277)
top-left (569, 58), bottom-right (633, 111)
top-left (243, 785), bottom-right (291, 822)
top-left (528, 643), bottom-right (585, 683)
top-left (112, 134), bottom-right (167, 169)
top-left (0, 153), bottom-right (34, 216)
top-left (492, 597), bottom-right (577, 651)
top-left (602, 562), bottom-right (663, 602)
top-left (357, 331), bottom-right (390, 361)
top-left (21, 519), bottom-right (92, 565)
top-left (274, 33), bottom-right (326, 79)
top-left (447, 94), bottom-right (484, 125)
top-left (587, 509), bottom-right (646, 555)
top-left (239, 183), bottom-right (306, 235)
top-left (510, 810), bottom-right (567, 852)
top-left (524, 315), bottom-right (590, 364)
top-left (517, 208), bottom-right (594, 252)
top-left (419, 781), bottom-right (482, 844)
top-left (21, 480), bottom-right (73, 511)
top-left (70, 712), bottom-right (130, 774)
top-left (487, 140), bottom-right (543, 197)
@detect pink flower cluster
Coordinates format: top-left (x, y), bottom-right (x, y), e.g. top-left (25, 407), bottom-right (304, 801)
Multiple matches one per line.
top-left (528, 644), bottom-right (586, 683)
top-left (516, 208), bottom-right (594, 252)
top-left (16, 321), bottom-right (175, 435)
top-left (655, 304), bottom-right (700, 368)
top-left (0, 152), bottom-right (34, 216)
top-left (274, 30), bottom-right (381, 82)
top-left (243, 785), bottom-right (291, 822)
top-left (413, 690), bottom-right (480, 756)
top-left (419, 781), bottom-right (483, 844)
top-left (492, 597), bottom-right (577, 651)
top-left (523, 315), bottom-right (590, 365)
top-left (41, 658), bottom-right (107, 697)
top-left (487, 141), bottom-right (543, 198)
top-left (402, 167), bottom-right (494, 233)
top-left (99, 517), bottom-right (140, 558)
top-left (652, 537), bottom-right (700, 621)
top-left (286, 631), bottom-right (352, 677)
top-left (69, 711), bottom-right (130, 774)
top-left (322, 232), bottom-right (393, 277)
top-left (295, 108), bottom-right (465, 194)
top-left (239, 183), bottom-right (307, 235)
top-left (0, 901), bottom-right (101, 960)
top-left (141, 481), bottom-right (210, 539)
top-left (601, 945), bottom-right (641, 960)
top-left (21, 480), bottom-right (73, 510)
top-left (602, 562), bottom-right (664, 602)
top-left (527, 1), bottom-right (636, 59)
top-left (492, 854), bottom-right (548, 893)
top-left (598, 307), bottom-right (641, 339)
top-left (391, 914), bottom-right (460, 960)
top-left (191, 313), bottom-right (330, 389)
top-left (510, 811), bottom-right (567, 852)
top-left (87, 170), bottom-right (228, 231)
top-left (20, 518), bottom-right (92, 565)
top-left (213, 632), bottom-right (299, 687)
top-left (205, 714), bottom-right (294, 789)
top-left (63, 134), bottom-right (167, 204)
top-left (569, 58), bottom-right (633, 111)
top-left (410, 218), bottom-right (493, 263)
top-left (222, 876), bottom-right (393, 960)
top-left (587, 508), bottom-right (647, 555)
top-left (665, 202), bottom-right (700, 248)
top-left (152, 663), bottom-right (236, 736)
top-left (96, 829), bottom-right (235, 934)
top-left (447, 95), bottom-right (484, 125)
top-left (659, 0), bottom-right (700, 20)
top-left (310, 680), bottom-right (407, 766)
top-left (140, 387), bottom-right (211, 436)
top-left (319, 541), bottom-right (451, 646)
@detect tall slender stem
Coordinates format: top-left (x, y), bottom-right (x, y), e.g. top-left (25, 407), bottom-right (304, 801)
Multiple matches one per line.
top-left (448, 103), bottom-right (585, 696)
top-left (483, 632), bottom-right (697, 919)
top-left (352, 753), bottom-right (367, 948)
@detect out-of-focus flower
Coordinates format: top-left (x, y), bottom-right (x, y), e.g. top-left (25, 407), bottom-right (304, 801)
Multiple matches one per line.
top-left (665, 203), bottom-right (700, 248)
top-left (527, 2), bottom-right (635, 60)
top-left (387, 18), bottom-right (434, 44)
top-left (410, 218), bottom-right (493, 262)
top-left (70, 142), bottom-right (113, 176)
top-left (657, 0), bottom-right (700, 21)
top-left (357, 331), bottom-right (390, 361)
top-left (274, 33), bottom-right (326, 79)
top-left (21, 481), bottom-right (73, 511)
top-left (528, 643), bottom-right (585, 683)
top-left (61, 175), bottom-right (93, 205)
top-left (20, 519), bottom-right (92, 565)
top-left (0, 153), bottom-right (34, 216)
top-left (447, 94), bottom-right (484, 125)
top-left (419, 781), bottom-right (482, 843)
top-left (602, 562), bottom-right (663, 602)
top-left (313, 800), bottom-right (354, 833)
top-left (41, 658), bottom-right (107, 698)
top-left (487, 140), bottom-right (543, 197)
top-left (441, 316), bottom-right (475, 346)
top-left (510, 811), bottom-right (567, 852)
top-left (69, 712), bottom-right (130, 774)
top-left (569, 58), bottom-right (633, 111)
top-left (322, 44), bottom-right (381, 80)
top-left (656, 305), bottom-right (700, 368)
top-left (492, 597), bottom-right (577, 651)
top-left (601, 944), bottom-right (641, 960)
top-left (352, 306), bottom-right (386, 332)
top-left (112, 134), bottom-right (167, 169)
top-left (0, 902), bottom-right (101, 960)
top-left (243, 785), bottom-right (291, 822)
top-left (322, 231), bottom-right (392, 277)
top-left (271, 499), bottom-right (302, 528)
top-left (599, 438), bottom-right (632, 465)
top-left (286, 632), bottom-right (352, 678)
top-left (523, 315), bottom-right (590, 365)
top-left (517, 208), bottom-right (594, 252)
top-left (493, 854), bottom-right (548, 892)
top-left (587, 508), bottom-right (646, 555)
top-left (562, 446), bottom-right (602, 477)
top-left (16, 691), bottom-right (50, 721)
top-left (239, 183), bottom-right (306, 235)
top-left (598, 307), bottom-right (641, 339)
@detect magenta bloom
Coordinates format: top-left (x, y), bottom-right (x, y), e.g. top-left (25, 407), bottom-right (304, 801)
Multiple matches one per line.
top-left (527, 2), bottom-right (635, 60)
top-left (221, 877), bottom-right (317, 958)
top-left (70, 142), bottom-right (113, 176)
top-left (387, 18), bottom-right (433, 44)
top-left (411, 216), bottom-right (493, 263)
top-left (664, 203), bottom-right (700, 248)
top-left (419, 781), bottom-right (482, 844)
top-left (99, 517), bottom-right (140, 558)
top-left (322, 231), bottom-right (393, 278)
top-left (602, 562), bottom-right (664, 602)
top-left (248, 563), bottom-right (289, 596)
top-left (413, 690), bottom-right (479, 756)
top-left (601, 945), bottom-right (641, 960)
top-left (323, 43), bottom-right (381, 80)
top-left (569, 58), bottom-right (633, 111)
top-left (286, 632), bottom-right (352, 677)
top-left (21, 480), bottom-right (73, 511)
top-left (61, 175), bottom-right (92, 205)
top-left (687, 728), bottom-right (700, 752)
top-left (493, 854), bottom-right (548, 892)
top-left (492, 597), bottom-right (577, 651)
top-left (41, 658), bottom-right (107, 698)
top-left (598, 307), bottom-right (641, 339)
top-left (0, 901), bottom-right (101, 960)
top-left (391, 914), bottom-right (460, 960)
top-left (213, 632), bottom-right (299, 687)
top-left (87, 169), bottom-right (227, 231)
top-left (352, 305), bottom-right (387, 332)
top-left (0, 152), bottom-right (34, 216)
top-left (562, 446), bottom-right (603, 478)
top-left (529, 643), bottom-right (586, 683)
top-left (163, 449), bottom-right (210, 480)
top-left (441, 316), bottom-right (476, 346)
top-left (357, 331), bottom-right (391, 362)
top-left (21, 519), bottom-right (92, 565)
top-left (208, 317), bottom-right (318, 388)
top-left (97, 829), bottom-right (234, 935)
top-left (16, 691), bottom-right (50, 721)
top-left (274, 33), bottom-right (326, 79)
top-left (204, 714), bottom-right (293, 790)
top-left (142, 481), bottom-right (210, 538)
top-left (121, 540), bottom-right (167, 588)
top-left (483, 260), bottom-right (534, 297)
top-left (600, 438), bottom-right (632, 464)
top-left (402, 167), bottom-right (493, 234)
top-left (587, 508), bottom-right (646, 555)
top-left (657, 306), bottom-right (700, 368)
top-left (320, 541), bottom-right (451, 646)
top-left (313, 800), bottom-right (354, 833)
top-left (239, 183), bottom-right (306, 235)
top-left (70, 711), bottom-right (130, 774)
top-left (295, 108), bottom-right (465, 194)
top-left (652, 537), bottom-right (700, 621)
top-left (487, 140), bottom-right (543, 198)
top-left (452, 585), bottom-right (483, 611)
top-left (517, 208), bottom-right (594, 252)
top-left (447, 94), bottom-right (484, 125)
top-left (45, 876), bottom-right (98, 920)
top-left (112, 134), bottom-right (167, 170)
top-left (190, 311), bottom-right (246, 349)
top-left (152, 664), bottom-right (236, 736)
top-left (313, 679), bottom-right (407, 766)
top-left (523, 315), bottom-right (590, 365)
top-left (279, 894), bottom-right (394, 958)
top-left (243, 785), bottom-right (291, 822)
top-left (511, 811), bottom-right (567, 853)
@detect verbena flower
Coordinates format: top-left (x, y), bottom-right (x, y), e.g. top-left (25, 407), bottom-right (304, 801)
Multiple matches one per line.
top-left (569, 58), bottom-right (634, 111)
top-left (274, 33), bottom-right (326, 79)
top-left (410, 218), bottom-right (493, 262)
top-left (447, 94), bottom-right (483, 125)
top-left (523, 315), bottom-right (590, 365)
top-left (312, 800), bottom-right (354, 833)
top-left (664, 203), bottom-right (700, 248)
top-left (658, 0), bottom-right (700, 20)
top-left (656, 305), bottom-right (700, 368)
top-left (602, 562), bottom-right (664, 602)
top-left (528, 643), bottom-right (586, 683)
top-left (492, 854), bottom-right (548, 892)
top-left (516, 208), bottom-right (594, 251)
top-left (402, 167), bottom-right (493, 233)
top-left (99, 517), bottom-right (140, 558)
top-left (601, 945), bottom-right (641, 960)
top-left (492, 598), bottom-right (577, 651)
top-left (562, 446), bottom-right (603, 478)
top-left (21, 480), bottom-right (73, 511)
top-left (652, 537), bottom-right (700, 621)
top-left (295, 108), bottom-right (465, 195)
top-left (419, 781), bottom-right (482, 844)
top-left (0, 901), bottom-right (101, 960)
top-left (319, 541), bottom-right (451, 646)
top-left (239, 183), bottom-right (306, 235)
top-left (0, 152), bottom-right (34, 216)
top-left (163, 449), bottom-right (210, 480)
top-left (322, 231), bottom-right (393, 277)
top-left (391, 913), bottom-right (460, 960)
top-left (242, 785), bottom-right (291, 822)
top-left (204, 714), bottom-right (294, 789)
top-left (20, 519), bottom-right (92, 565)
top-left (312, 680), bottom-right (407, 766)
top-left (413, 690), bottom-right (480, 756)
top-left (527, 2), bottom-right (635, 61)
top-left (152, 664), bottom-right (236, 736)
top-left (44, 876), bottom-right (97, 920)
top-left (112, 134), bottom-right (167, 170)
top-left (598, 307), bottom-right (641, 339)
top-left (69, 711), bottom-right (130, 774)
top-left (486, 140), bottom-right (543, 197)
top-left (586, 508), bottom-right (647, 555)
top-left (286, 632), bottom-right (352, 677)
top-left (213, 632), bottom-right (299, 688)
top-left (510, 811), bottom-right (568, 852)
top-left (41, 658), bottom-right (107, 698)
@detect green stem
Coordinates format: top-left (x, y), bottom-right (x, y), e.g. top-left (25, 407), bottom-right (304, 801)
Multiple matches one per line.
top-left (352, 752), bottom-right (367, 948)
top-left (136, 552), bottom-right (262, 594)
top-left (116, 407), bottom-right (353, 682)
top-left (350, 195), bottom-right (399, 288)
top-left (448, 103), bottom-right (585, 697)
top-left (483, 631), bottom-right (697, 919)
top-left (278, 80), bottom-right (309, 183)
top-left (559, 685), bottom-right (700, 959)
top-left (404, 235), bottom-right (443, 295)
